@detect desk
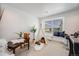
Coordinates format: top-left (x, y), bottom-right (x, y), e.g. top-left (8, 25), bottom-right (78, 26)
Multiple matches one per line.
top-left (70, 36), bottom-right (79, 55)
top-left (7, 39), bottom-right (29, 54)
top-left (70, 36), bottom-right (79, 43)
top-left (10, 39), bottom-right (24, 44)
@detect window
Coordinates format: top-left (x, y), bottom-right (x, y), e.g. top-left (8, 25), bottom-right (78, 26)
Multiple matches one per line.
top-left (45, 17), bottom-right (63, 32)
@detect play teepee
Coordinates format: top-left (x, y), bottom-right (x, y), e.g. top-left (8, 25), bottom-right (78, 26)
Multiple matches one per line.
top-left (36, 23), bottom-right (47, 44)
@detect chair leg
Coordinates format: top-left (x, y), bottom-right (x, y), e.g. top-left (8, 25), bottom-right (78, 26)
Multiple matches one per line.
top-left (28, 40), bottom-right (30, 50)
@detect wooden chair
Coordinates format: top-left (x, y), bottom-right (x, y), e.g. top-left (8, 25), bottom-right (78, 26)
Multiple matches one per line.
top-left (23, 32), bottom-right (30, 50)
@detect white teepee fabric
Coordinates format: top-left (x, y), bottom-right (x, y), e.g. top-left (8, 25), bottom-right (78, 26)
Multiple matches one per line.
top-left (36, 23), bottom-right (47, 44)
top-left (36, 23), bottom-right (45, 40)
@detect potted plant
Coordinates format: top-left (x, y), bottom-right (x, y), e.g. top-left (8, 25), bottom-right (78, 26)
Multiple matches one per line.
top-left (31, 26), bottom-right (37, 40)
top-left (16, 32), bottom-right (22, 39)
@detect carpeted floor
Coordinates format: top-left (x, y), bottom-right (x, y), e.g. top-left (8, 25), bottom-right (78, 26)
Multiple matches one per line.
top-left (14, 40), bottom-right (69, 56)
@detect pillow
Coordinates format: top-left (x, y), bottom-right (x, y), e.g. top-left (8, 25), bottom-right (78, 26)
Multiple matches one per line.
top-left (0, 39), bottom-right (7, 48)
top-left (53, 32), bottom-right (59, 36)
top-left (59, 31), bottom-right (65, 37)
top-left (0, 39), bottom-right (14, 56)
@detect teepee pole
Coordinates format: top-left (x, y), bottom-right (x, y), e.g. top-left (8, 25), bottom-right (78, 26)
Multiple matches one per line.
top-left (0, 6), bottom-right (4, 21)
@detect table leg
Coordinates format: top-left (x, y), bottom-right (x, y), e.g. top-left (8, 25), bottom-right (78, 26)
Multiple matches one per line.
top-left (20, 44), bottom-right (23, 48)
top-left (13, 49), bottom-right (15, 54)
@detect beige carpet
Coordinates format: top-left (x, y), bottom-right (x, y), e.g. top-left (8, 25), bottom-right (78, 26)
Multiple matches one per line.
top-left (14, 40), bottom-right (69, 56)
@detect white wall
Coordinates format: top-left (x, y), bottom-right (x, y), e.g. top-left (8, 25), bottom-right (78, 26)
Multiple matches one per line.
top-left (40, 8), bottom-right (79, 35)
top-left (0, 5), bottom-right (39, 41)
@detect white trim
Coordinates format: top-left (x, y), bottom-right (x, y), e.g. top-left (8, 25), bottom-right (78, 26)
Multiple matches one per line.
top-left (41, 16), bottom-right (64, 31)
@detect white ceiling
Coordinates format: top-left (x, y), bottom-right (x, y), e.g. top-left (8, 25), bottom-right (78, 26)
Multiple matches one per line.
top-left (2, 3), bottom-right (79, 17)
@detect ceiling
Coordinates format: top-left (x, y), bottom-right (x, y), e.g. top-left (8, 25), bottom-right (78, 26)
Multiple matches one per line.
top-left (1, 3), bottom-right (79, 17)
